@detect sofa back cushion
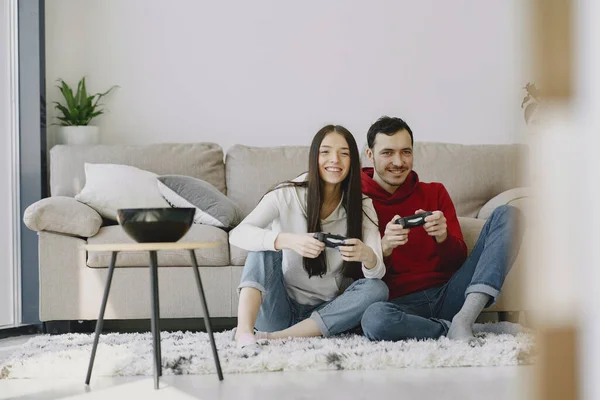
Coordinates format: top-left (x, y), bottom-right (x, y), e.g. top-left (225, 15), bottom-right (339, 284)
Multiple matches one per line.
top-left (362, 141), bottom-right (528, 217)
top-left (50, 143), bottom-right (226, 197)
top-left (228, 142), bottom-right (527, 219)
top-left (226, 145), bottom-right (310, 217)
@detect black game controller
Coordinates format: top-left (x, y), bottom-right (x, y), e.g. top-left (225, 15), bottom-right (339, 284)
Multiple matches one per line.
top-left (313, 232), bottom-right (353, 248)
top-left (395, 211), bottom-right (433, 228)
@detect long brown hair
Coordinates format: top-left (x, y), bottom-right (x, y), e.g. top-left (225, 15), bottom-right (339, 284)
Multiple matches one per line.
top-left (267, 125), bottom-right (364, 280)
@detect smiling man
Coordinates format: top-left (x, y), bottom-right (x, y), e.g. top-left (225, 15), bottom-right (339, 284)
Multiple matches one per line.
top-left (359, 116), bottom-right (523, 343)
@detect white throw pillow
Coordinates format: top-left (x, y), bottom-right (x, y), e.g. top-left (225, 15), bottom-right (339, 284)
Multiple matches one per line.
top-left (75, 163), bottom-right (170, 220)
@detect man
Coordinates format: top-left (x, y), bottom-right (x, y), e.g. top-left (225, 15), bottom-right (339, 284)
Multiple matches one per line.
top-left (360, 116), bottom-right (523, 342)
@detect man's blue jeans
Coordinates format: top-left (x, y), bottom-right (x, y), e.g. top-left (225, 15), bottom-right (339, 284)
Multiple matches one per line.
top-left (238, 250), bottom-right (389, 337)
top-left (361, 205), bottom-right (523, 341)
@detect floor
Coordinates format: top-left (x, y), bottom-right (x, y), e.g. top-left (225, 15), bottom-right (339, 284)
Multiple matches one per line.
top-left (0, 334), bottom-right (535, 400)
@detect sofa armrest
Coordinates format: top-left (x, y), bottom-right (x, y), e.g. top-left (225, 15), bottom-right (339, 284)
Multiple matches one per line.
top-left (23, 196), bottom-right (103, 237)
top-left (477, 187), bottom-right (530, 220)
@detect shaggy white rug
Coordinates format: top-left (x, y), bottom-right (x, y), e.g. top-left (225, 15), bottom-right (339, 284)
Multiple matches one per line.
top-left (0, 323), bottom-right (535, 379)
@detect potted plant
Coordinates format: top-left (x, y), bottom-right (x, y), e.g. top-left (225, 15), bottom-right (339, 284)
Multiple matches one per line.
top-left (53, 77), bottom-right (118, 145)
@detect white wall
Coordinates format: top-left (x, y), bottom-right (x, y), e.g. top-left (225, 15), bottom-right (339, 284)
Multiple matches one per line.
top-left (0, 0), bottom-right (15, 328)
top-left (45, 0), bottom-right (527, 152)
top-left (578, 0), bottom-right (600, 398)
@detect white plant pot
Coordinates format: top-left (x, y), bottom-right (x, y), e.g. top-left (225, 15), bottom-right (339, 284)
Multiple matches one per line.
top-left (57, 126), bottom-right (100, 145)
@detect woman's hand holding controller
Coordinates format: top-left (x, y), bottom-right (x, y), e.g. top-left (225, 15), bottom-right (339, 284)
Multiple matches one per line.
top-left (337, 239), bottom-right (377, 269)
top-left (274, 233), bottom-right (325, 258)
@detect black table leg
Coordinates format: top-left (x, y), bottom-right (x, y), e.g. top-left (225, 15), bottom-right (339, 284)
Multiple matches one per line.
top-left (149, 250), bottom-right (162, 377)
top-left (148, 250), bottom-right (161, 389)
top-left (85, 251), bottom-right (118, 385)
top-left (189, 250), bottom-right (223, 381)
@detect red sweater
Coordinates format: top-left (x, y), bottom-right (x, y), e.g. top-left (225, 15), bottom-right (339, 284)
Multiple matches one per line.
top-left (361, 168), bottom-right (467, 300)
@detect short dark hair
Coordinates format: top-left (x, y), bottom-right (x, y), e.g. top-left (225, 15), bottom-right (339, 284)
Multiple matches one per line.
top-left (366, 116), bottom-right (414, 149)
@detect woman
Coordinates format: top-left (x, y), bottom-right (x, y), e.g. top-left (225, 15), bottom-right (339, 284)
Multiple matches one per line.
top-left (229, 125), bottom-right (388, 351)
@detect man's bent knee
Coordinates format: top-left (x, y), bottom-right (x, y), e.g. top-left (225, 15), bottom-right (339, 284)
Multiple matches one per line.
top-left (491, 204), bottom-right (523, 223)
top-left (491, 204), bottom-right (525, 240)
top-left (361, 302), bottom-right (395, 341)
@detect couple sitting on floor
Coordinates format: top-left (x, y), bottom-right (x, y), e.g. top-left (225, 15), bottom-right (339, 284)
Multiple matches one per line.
top-left (229, 116), bottom-right (523, 352)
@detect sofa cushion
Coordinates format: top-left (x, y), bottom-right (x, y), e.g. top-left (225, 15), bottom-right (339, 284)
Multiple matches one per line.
top-left (75, 163), bottom-right (170, 220)
top-left (86, 224), bottom-right (229, 268)
top-left (23, 196), bottom-right (103, 237)
top-left (226, 145), bottom-right (310, 217)
top-left (157, 175), bottom-right (243, 228)
top-left (230, 244), bottom-right (249, 266)
top-left (458, 217), bottom-right (486, 252)
top-left (361, 142), bottom-right (527, 217)
top-left (51, 143), bottom-right (226, 198)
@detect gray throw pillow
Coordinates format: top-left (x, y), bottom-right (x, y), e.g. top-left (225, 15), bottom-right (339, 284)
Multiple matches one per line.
top-left (157, 175), bottom-right (243, 229)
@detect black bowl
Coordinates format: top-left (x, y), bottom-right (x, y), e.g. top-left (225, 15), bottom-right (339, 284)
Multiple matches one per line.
top-left (117, 208), bottom-right (195, 243)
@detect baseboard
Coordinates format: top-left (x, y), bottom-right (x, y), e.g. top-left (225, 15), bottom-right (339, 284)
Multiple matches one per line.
top-left (41, 318), bottom-right (238, 334)
top-left (0, 324), bottom-right (43, 339)
top-left (103, 317), bottom-right (238, 333)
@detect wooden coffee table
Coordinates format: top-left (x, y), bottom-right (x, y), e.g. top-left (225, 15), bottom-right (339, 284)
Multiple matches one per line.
top-left (84, 241), bottom-right (224, 389)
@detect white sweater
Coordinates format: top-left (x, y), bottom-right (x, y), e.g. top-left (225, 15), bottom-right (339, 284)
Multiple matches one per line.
top-left (229, 174), bottom-right (385, 305)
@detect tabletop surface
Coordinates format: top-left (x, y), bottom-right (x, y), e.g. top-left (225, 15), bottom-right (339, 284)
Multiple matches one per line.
top-left (84, 242), bottom-right (221, 252)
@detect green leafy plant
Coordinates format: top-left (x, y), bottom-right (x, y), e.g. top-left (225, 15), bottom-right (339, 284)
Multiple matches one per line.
top-left (53, 77), bottom-right (118, 126)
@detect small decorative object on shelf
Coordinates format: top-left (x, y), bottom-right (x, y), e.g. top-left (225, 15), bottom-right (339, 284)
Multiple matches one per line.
top-left (521, 82), bottom-right (541, 126)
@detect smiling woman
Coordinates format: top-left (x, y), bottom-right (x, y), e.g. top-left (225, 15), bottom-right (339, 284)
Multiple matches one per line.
top-left (318, 133), bottom-right (351, 184)
top-left (228, 124), bottom-right (388, 354)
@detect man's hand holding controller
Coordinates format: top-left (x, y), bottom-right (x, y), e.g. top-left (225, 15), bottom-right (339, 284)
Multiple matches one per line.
top-left (417, 209), bottom-right (448, 243)
top-left (381, 215), bottom-right (411, 257)
top-left (382, 210), bottom-right (447, 256)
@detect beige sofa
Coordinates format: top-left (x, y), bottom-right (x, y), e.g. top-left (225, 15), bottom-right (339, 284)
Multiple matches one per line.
top-left (24, 142), bottom-right (528, 325)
